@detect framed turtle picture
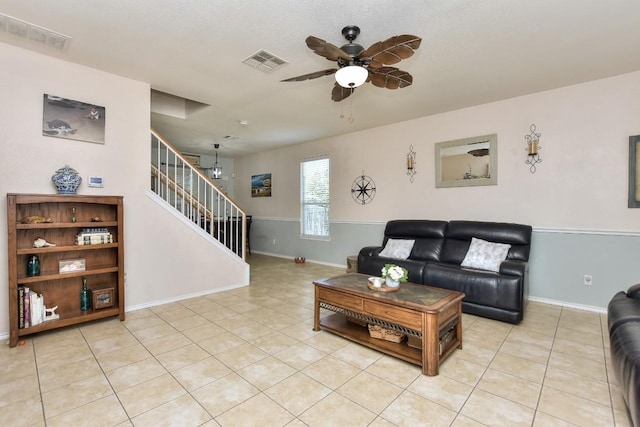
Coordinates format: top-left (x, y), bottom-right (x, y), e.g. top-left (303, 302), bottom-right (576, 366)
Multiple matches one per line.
top-left (42, 94), bottom-right (106, 144)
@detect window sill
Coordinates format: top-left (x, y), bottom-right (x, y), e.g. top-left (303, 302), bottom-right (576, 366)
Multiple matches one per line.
top-left (300, 235), bottom-right (331, 242)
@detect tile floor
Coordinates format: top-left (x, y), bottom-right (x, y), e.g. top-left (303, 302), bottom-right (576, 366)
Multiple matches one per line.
top-left (0, 254), bottom-right (632, 426)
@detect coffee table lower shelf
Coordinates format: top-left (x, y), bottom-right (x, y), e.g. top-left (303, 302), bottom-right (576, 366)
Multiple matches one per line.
top-left (319, 313), bottom-right (423, 366)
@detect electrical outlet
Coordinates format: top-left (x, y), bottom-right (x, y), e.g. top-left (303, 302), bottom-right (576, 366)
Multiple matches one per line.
top-left (272, 238), bottom-right (276, 245)
top-left (584, 275), bottom-right (593, 285)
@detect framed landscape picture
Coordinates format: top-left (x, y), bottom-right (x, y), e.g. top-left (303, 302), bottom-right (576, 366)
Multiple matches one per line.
top-left (251, 173), bottom-right (272, 197)
top-left (42, 94), bottom-right (106, 144)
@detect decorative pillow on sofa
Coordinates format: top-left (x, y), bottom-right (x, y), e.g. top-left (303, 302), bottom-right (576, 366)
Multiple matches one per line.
top-left (378, 238), bottom-right (415, 260)
top-left (461, 237), bottom-right (511, 272)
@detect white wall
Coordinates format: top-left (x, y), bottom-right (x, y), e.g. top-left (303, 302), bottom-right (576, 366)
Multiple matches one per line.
top-left (0, 43), bottom-right (248, 338)
top-left (234, 71), bottom-right (640, 310)
top-left (236, 71), bottom-right (640, 228)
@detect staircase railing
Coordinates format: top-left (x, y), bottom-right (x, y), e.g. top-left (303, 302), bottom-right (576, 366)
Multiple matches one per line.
top-left (151, 129), bottom-right (247, 260)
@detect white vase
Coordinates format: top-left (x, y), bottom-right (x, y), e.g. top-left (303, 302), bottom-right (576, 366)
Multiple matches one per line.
top-left (385, 279), bottom-right (400, 288)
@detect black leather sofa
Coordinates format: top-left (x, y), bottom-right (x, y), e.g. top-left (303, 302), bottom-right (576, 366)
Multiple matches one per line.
top-left (358, 220), bottom-right (532, 323)
top-left (608, 284), bottom-right (640, 427)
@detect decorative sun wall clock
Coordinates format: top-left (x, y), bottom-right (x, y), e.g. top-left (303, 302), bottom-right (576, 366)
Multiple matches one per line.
top-left (351, 172), bottom-right (376, 205)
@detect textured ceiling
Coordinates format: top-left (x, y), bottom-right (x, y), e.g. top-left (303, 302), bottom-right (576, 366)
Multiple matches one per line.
top-left (2, 0), bottom-right (640, 157)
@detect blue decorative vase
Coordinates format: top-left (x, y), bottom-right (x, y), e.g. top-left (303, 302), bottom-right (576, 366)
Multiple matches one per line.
top-left (52, 165), bottom-right (82, 194)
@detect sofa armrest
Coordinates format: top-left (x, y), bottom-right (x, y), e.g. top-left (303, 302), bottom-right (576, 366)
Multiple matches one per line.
top-left (608, 291), bottom-right (640, 332)
top-left (359, 246), bottom-right (382, 257)
top-left (499, 259), bottom-right (527, 277)
top-left (627, 283), bottom-right (640, 299)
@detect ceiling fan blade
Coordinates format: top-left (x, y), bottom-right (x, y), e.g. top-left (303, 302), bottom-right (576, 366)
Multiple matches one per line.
top-left (331, 83), bottom-right (353, 102)
top-left (281, 68), bottom-right (337, 82)
top-left (306, 36), bottom-right (353, 62)
top-left (368, 67), bottom-right (413, 89)
top-left (360, 35), bottom-right (422, 69)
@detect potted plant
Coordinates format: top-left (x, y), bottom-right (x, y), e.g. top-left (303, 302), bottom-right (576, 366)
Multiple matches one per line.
top-left (381, 264), bottom-right (408, 288)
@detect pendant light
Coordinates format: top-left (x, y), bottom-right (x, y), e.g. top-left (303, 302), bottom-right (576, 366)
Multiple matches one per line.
top-left (212, 144), bottom-right (222, 179)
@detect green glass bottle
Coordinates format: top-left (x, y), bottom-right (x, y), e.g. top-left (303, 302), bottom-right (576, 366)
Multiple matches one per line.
top-left (26, 255), bottom-right (40, 277)
top-left (80, 278), bottom-right (90, 311)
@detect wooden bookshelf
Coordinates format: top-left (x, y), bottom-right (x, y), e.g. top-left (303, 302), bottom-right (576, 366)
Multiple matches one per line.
top-left (7, 194), bottom-right (125, 347)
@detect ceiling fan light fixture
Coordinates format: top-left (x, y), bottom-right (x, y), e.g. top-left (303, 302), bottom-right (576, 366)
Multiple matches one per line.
top-left (335, 65), bottom-right (368, 88)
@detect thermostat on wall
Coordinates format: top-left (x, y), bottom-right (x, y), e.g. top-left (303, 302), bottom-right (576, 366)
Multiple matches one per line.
top-left (88, 176), bottom-right (104, 188)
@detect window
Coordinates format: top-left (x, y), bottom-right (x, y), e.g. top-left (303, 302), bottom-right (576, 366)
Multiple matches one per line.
top-left (301, 157), bottom-right (330, 238)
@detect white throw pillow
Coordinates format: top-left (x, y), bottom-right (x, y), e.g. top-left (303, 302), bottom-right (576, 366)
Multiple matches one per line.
top-left (378, 238), bottom-right (415, 260)
top-left (461, 237), bottom-right (511, 272)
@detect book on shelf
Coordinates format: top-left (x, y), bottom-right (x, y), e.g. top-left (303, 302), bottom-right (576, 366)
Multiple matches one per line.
top-left (18, 287), bottom-right (25, 329)
top-left (76, 234), bottom-right (113, 245)
top-left (17, 288), bottom-right (48, 328)
top-left (80, 228), bottom-right (109, 235)
top-left (30, 292), bottom-right (44, 326)
top-left (77, 232), bottom-right (111, 237)
top-left (24, 287), bottom-right (30, 328)
top-left (17, 287), bottom-right (52, 328)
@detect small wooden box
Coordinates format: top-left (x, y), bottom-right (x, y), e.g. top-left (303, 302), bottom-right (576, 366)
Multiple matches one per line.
top-left (407, 335), bottom-right (422, 349)
top-left (90, 285), bottom-right (114, 309)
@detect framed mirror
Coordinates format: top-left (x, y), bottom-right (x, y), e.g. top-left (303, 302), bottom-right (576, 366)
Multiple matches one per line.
top-left (435, 134), bottom-right (498, 188)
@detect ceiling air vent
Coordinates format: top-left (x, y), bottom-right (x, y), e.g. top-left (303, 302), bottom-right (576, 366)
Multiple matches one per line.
top-left (242, 50), bottom-right (288, 73)
top-left (0, 13), bottom-right (71, 51)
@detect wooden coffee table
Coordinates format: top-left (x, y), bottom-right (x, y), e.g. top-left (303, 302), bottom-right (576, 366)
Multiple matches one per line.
top-left (313, 273), bottom-right (464, 376)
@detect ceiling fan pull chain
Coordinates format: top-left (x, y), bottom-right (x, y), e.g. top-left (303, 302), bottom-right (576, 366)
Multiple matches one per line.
top-left (348, 89), bottom-right (355, 124)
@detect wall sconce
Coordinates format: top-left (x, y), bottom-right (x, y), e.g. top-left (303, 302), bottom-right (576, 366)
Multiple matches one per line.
top-left (407, 145), bottom-right (417, 182)
top-left (525, 124), bottom-right (542, 173)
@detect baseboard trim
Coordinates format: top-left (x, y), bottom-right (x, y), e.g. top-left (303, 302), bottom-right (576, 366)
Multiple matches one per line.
top-left (125, 282), bottom-right (249, 313)
top-left (251, 250), bottom-right (347, 269)
top-left (528, 296), bottom-right (606, 314)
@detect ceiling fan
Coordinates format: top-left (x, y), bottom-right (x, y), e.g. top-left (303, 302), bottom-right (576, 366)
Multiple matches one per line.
top-left (281, 25), bottom-right (421, 102)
